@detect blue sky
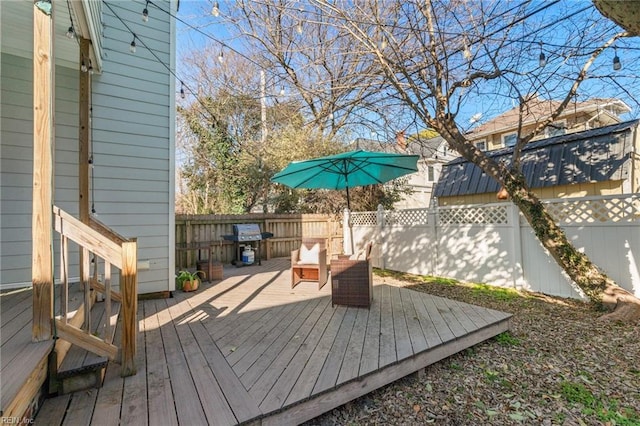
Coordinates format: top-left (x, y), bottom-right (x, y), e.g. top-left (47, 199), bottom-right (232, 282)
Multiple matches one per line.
top-left (173, 0), bottom-right (640, 137)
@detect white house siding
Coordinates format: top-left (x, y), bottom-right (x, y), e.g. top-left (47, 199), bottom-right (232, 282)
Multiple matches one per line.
top-left (0, 1), bottom-right (175, 293)
top-left (1, 53), bottom-right (81, 288)
top-left (93, 1), bottom-right (175, 293)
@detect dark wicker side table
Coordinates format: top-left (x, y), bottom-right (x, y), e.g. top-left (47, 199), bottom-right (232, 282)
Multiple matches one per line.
top-left (331, 254), bottom-right (373, 308)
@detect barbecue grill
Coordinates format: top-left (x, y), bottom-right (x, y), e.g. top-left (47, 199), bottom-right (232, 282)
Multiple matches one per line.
top-left (222, 224), bottom-right (273, 266)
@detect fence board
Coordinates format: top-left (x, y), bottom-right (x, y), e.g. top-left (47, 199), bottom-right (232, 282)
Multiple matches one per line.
top-left (175, 213), bottom-right (342, 267)
top-left (347, 195), bottom-right (640, 299)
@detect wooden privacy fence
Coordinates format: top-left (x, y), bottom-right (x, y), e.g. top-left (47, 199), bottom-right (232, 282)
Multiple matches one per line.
top-left (175, 213), bottom-right (343, 268)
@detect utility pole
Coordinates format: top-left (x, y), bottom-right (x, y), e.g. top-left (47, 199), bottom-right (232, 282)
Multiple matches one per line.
top-left (260, 70), bottom-right (267, 144)
top-left (260, 70), bottom-right (268, 212)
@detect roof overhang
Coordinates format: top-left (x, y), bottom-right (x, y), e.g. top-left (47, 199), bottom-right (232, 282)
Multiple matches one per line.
top-left (68, 0), bottom-right (103, 73)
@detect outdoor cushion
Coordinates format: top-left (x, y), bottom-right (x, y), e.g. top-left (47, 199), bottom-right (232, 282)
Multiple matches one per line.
top-left (299, 243), bottom-right (320, 264)
top-left (349, 247), bottom-right (367, 261)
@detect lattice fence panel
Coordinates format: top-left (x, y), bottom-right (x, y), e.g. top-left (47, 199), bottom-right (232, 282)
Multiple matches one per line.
top-left (350, 211), bottom-right (378, 226)
top-left (385, 209), bottom-right (430, 226)
top-left (543, 196), bottom-right (640, 224)
top-left (438, 205), bottom-right (508, 225)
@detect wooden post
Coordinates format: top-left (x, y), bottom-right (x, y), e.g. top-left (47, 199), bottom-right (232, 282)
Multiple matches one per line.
top-left (79, 37), bottom-right (90, 224)
top-left (32, 2), bottom-right (54, 342)
top-left (120, 239), bottom-right (138, 376)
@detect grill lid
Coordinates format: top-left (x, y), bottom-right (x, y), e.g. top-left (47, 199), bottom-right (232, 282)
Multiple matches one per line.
top-left (233, 224), bottom-right (261, 236)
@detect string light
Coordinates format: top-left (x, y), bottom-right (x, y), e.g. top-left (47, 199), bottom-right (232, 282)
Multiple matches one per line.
top-left (88, 59), bottom-right (94, 74)
top-left (296, 21), bottom-right (303, 34)
top-left (379, 36), bottom-right (388, 50)
top-left (211, 1), bottom-right (220, 17)
top-left (280, 86), bottom-right (285, 96)
top-left (65, 0), bottom-right (75, 38)
top-left (613, 47), bottom-right (621, 71)
top-left (142, 1), bottom-right (149, 22)
top-left (180, 81), bottom-right (186, 99)
top-left (218, 49), bottom-right (224, 63)
top-left (538, 41), bottom-right (546, 67)
top-left (463, 38), bottom-right (472, 60)
top-left (130, 34), bottom-right (137, 53)
top-left (81, 59), bottom-right (88, 73)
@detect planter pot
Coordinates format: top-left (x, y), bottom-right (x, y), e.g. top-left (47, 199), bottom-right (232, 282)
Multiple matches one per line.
top-left (182, 279), bottom-right (200, 292)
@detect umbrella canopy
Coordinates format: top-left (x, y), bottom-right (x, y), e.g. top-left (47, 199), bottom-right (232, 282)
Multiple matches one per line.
top-left (271, 150), bottom-right (419, 209)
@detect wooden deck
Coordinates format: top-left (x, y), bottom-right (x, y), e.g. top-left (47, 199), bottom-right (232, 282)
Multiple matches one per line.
top-left (33, 258), bottom-right (511, 425)
top-left (1, 282), bottom-right (95, 418)
top-left (1, 287), bottom-right (54, 419)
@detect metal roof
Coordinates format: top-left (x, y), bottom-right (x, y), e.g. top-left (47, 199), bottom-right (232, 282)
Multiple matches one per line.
top-left (434, 120), bottom-right (638, 198)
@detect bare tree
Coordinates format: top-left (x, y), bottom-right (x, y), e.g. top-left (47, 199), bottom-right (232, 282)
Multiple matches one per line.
top-left (219, 0), bottom-right (640, 321)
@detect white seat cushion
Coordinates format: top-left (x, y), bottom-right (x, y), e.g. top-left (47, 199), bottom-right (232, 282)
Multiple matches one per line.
top-left (298, 243), bottom-right (320, 264)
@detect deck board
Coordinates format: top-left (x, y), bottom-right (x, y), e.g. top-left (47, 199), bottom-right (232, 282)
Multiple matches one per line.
top-left (391, 285), bottom-right (413, 360)
top-left (249, 297), bottom-right (331, 406)
top-left (142, 300), bottom-right (179, 426)
top-left (379, 284), bottom-right (397, 367)
top-left (238, 298), bottom-right (318, 389)
top-left (337, 306), bottom-right (369, 385)
top-left (359, 284), bottom-right (382, 375)
top-left (32, 258), bottom-right (512, 426)
top-left (400, 287), bottom-right (429, 354)
top-left (313, 306), bottom-right (358, 393)
top-left (166, 294), bottom-right (238, 425)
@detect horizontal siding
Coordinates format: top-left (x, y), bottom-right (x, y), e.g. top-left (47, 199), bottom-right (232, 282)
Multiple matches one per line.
top-left (1, 0), bottom-right (174, 293)
top-left (1, 53), bottom-right (81, 287)
top-left (90, 1), bottom-right (172, 293)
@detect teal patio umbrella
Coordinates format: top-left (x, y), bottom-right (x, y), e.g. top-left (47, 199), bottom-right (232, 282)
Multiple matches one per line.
top-left (271, 150), bottom-right (419, 211)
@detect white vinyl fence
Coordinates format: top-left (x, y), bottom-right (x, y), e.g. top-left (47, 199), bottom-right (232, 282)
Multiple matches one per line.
top-left (344, 194), bottom-right (640, 299)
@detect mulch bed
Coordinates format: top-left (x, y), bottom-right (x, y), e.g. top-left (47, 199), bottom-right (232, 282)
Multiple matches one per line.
top-left (305, 271), bottom-right (640, 425)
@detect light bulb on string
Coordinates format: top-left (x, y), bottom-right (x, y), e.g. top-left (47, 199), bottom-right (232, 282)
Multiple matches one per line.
top-left (130, 34), bottom-right (137, 53)
top-left (88, 59), bottom-right (94, 74)
top-left (142, 1), bottom-right (149, 22)
top-left (218, 49), bottom-right (224, 63)
top-left (538, 42), bottom-right (546, 67)
top-left (66, 26), bottom-right (75, 39)
top-left (211, 1), bottom-right (220, 17)
top-left (81, 60), bottom-right (88, 73)
top-left (613, 47), bottom-right (621, 71)
top-left (463, 43), bottom-right (472, 60)
top-left (180, 81), bottom-right (186, 99)
top-left (296, 21), bottom-right (303, 34)
top-left (379, 36), bottom-right (388, 50)
top-left (279, 86), bottom-right (285, 96)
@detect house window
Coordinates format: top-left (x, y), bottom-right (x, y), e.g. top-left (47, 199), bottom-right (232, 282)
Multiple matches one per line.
top-left (475, 140), bottom-right (486, 151)
top-left (502, 133), bottom-right (517, 148)
top-left (546, 120), bottom-right (566, 137)
top-left (427, 166), bottom-right (435, 182)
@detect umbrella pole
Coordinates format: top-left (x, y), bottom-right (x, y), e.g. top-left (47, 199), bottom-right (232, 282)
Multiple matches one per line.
top-left (345, 186), bottom-right (354, 254)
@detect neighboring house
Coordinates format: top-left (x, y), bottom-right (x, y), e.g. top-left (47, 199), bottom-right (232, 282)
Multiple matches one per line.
top-left (467, 96), bottom-right (631, 151)
top-left (352, 134), bottom-right (457, 208)
top-left (1, 0), bottom-right (176, 294)
top-left (434, 120), bottom-right (640, 205)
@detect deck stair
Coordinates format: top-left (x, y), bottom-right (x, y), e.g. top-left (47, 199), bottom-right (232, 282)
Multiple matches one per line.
top-left (53, 296), bottom-right (121, 394)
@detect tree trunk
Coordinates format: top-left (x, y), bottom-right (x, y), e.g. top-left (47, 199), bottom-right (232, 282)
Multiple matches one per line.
top-left (504, 172), bottom-right (640, 323)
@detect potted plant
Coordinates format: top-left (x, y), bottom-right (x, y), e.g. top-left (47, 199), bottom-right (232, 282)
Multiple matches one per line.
top-left (176, 270), bottom-right (205, 292)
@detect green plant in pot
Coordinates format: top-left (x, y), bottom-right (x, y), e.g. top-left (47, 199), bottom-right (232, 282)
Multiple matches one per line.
top-left (176, 270), bottom-right (205, 292)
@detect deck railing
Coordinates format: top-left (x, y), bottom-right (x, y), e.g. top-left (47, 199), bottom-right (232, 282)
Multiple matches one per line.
top-left (53, 206), bottom-right (137, 376)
